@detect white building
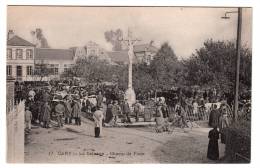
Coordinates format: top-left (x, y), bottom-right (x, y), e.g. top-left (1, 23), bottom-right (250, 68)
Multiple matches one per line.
top-left (34, 48), bottom-right (75, 81)
top-left (7, 33), bottom-right (35, 81)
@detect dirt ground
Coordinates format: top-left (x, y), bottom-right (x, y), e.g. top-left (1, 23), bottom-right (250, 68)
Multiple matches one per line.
top-left (24, 117), bottom-right (225, 163)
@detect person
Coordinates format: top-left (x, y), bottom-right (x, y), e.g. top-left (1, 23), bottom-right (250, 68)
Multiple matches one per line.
top-left (134, 101), bottom-right (142, 122)
top-left (55, 100), bottom-right (65, 128)
top-left (105, 100), bottom-right (113, 124)
top-left (110, 100), bottom-right (121, 126)
top-left (72, 96), bottom-right (82, 126)
top-left (25, 106), bottom-right (32, 131)
top-left (155, 98), bottom-right (164, 132)
top-left (42, 101), bottom-right (51, 128)
top-left (219, 104), bottom-right (230, 144)
top-left (93, 106), bottom-right (104, 138)
top-left (176, 105), bottom-right (188, 128)
top-left (208, 104), bottom-right (220, 128)
top-left (121, 100), bottom-right (132, 123)
top-left (207, 126), bottom-right (220, 160)
top-left (192, 100), bottom-right (199, 120)
top-left (96, 91), bottom-right (103, 108)
top-left (64, 96), bottom-right (72, 124)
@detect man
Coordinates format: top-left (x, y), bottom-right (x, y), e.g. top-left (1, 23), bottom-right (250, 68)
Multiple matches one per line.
top-left (63, 96), bottom-right (72, 124)
top-left (105, 100), bottom-right (113, 124)
top-left (96, 91), bottom-right (103, 108)
top-left (134, 101), bottom-right (142, 122)
top-left (42, 101), bottom-right (51, 128)
top-left (219, 104), bottom-right (230, 144)
top-left (72, 95), bottom-right (82, 126)
top-left (55, 100), bottom-right (65, 128)
top-left (93, 106), bottom-right (104, 138)
top-left (122, 99), bottom-right (132, 123)
top-left (111, 100), bottom-right (121, 126)
top-left (208, 104), bottom-right (220, 128)
top-left (25, 106), bottom-right (32, 131)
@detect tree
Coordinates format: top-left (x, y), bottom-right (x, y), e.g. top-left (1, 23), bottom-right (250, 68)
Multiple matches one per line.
top-left (184, 39), bottom-right (252, 92)
top-left (150, 42), bottom-right (182, 90)
top-left (34, 60), bottom-right (52, 81)
top-left (31, 28), bottom-right (49, 48)
top-left (104, 29), bottom-right (124, 51)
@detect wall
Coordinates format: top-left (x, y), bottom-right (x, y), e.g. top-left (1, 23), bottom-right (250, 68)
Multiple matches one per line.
top-left (6, 78), bottom-right (24, 163)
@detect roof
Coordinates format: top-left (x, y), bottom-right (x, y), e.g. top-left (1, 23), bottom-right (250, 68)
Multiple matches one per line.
top-left (134, 44), bottom-right (158, 53)
top-left (107, 51), bottom-right (138, 64)
top-left (7, 35), bottom-right (35, 46)
top-left (35, 48), bottom-right (74, 60)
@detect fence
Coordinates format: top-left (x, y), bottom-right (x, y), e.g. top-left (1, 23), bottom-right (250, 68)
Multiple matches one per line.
top-left (7, 101), bottom-right (25, 163)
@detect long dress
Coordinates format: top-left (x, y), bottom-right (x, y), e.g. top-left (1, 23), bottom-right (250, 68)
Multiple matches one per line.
top-left (207, 128), bottom-right (220, 160)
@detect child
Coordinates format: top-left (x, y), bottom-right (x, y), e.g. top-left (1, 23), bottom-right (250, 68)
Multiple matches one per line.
top-left (25, 106), bottom-right (32, 131)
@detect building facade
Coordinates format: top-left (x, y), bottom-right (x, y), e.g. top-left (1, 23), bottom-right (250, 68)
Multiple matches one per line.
top-left (7, 34), bottom-right (35, 81)
top-left (34, 48), bottom-right (75, 81)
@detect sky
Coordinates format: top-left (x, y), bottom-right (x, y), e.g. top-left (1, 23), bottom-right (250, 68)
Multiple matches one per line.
top-left (7, 6), bottom-right (252, 59)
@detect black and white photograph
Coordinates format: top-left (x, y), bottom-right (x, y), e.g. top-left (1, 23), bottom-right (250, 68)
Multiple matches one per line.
top-left (5, 5), bottom-right (252, 164)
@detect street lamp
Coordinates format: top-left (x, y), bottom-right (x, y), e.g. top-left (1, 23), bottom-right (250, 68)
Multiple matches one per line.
top-left (221, 8), bottom-right (242, 122)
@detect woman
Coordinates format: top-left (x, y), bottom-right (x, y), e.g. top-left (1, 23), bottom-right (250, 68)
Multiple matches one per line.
top-left (207, 126), bottom-right (220, 160)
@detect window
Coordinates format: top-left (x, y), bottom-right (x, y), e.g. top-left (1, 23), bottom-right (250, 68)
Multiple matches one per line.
top-left (26, 66), bottom-right (33, 76)
top-left (16, 66), bottom-right (22, 77)
top-left (6, 65), bottom-right (12, 76)
top-left (16, 49), bottom-right (23, 59)
top-left (26, 49), bottom-right (33, 59)
top-left (49, 64), bottom-right (59, 75)
top-left (7, 49), bottom-right (12, 60)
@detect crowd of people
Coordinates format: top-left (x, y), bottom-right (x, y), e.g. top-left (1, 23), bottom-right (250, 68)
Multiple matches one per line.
top-left (18, 80), bottom-right (250, 138)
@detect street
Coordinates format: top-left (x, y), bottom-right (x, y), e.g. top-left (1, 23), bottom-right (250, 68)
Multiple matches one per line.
top-left (25, 117), bottom-right (225, 163)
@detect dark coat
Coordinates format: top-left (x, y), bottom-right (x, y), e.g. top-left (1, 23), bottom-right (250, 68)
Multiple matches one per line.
top-left (105, 104), bottom-right (113, 123)
top-left (72, 101), bottom-right (81, 118)
top-left (122, 103), bottom-right (131, 114)
top-left (42, 103), bottom-right (51, 122)
top-left (209, 109), bottom-right (220, 127)
top-left (207, 128), bottom-right (220, 160)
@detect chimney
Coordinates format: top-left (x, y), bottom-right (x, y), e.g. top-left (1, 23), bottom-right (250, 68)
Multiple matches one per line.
top-left (7, 30), bottom-right (15, 40)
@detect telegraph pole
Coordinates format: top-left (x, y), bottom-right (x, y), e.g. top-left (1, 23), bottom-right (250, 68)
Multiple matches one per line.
top-left (234, 7), bottom-right (242, 122)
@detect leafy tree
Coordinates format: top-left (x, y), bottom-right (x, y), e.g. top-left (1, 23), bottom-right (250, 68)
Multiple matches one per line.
top-left (184, 39), bottom-right (252, 92)
top-left (31, 28), bottom-right (49, 48)
top-left (150, 42), bottom-right (182, 90)
top-left (104, 29), bottom-right (124, 51)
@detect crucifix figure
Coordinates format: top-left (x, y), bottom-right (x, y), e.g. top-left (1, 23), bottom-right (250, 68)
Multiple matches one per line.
top-left (121, 28), bottom-right (140, 107)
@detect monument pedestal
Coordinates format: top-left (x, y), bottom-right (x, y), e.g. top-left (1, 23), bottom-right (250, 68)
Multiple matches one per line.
top-left (125, 87), bottom-right (136, 107)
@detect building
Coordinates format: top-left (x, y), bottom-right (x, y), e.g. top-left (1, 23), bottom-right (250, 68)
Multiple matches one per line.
top-left (7, 32), bottom-right (35, 81)
top-left (133, 42), bottom-right (158, 65)
top-left (107, 42), bottom-right (158, 65)
top-left (72, 41), bottom-right (112, 63)
top-left (35, 48), bottom-right (75, 80)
